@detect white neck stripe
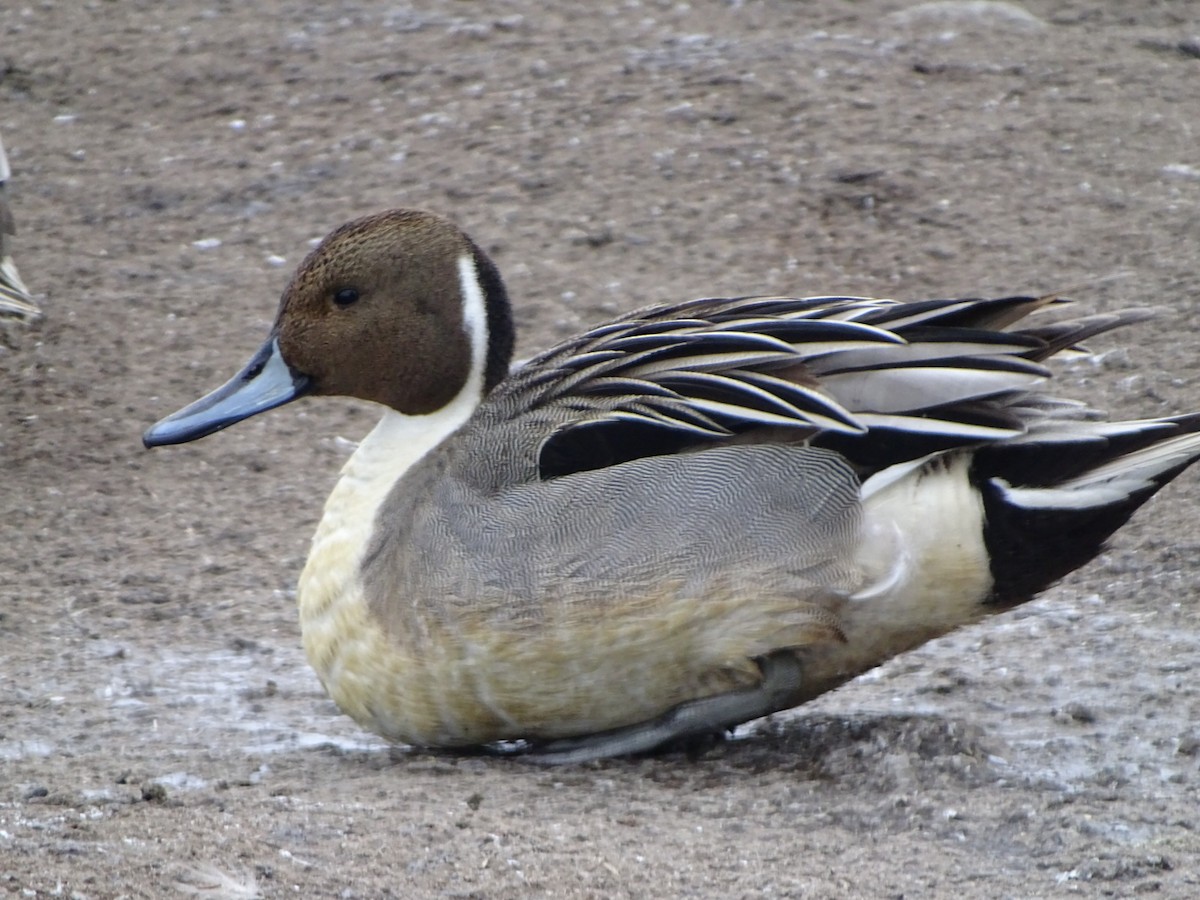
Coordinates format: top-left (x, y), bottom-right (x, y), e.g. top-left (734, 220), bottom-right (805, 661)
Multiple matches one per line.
top-left (456, 253), bottom-right (490, 404)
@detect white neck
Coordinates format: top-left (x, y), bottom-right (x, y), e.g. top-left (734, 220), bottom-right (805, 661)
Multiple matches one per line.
top-left (298, 251), bottom-right (491, 614)
top-left (293, 252), bottom-right (500, 740)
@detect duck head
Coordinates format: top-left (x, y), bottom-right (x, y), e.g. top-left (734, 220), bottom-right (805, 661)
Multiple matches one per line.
top-left (143, 209), bottom-right (514, 447)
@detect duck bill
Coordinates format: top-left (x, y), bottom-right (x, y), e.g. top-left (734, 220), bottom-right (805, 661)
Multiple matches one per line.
top-left (143, 336), bottom-right (311, 448)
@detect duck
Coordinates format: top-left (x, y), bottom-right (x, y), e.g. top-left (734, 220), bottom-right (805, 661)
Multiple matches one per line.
top-left (144, 209), bottom-right (1200, 763)
top-left (0, 134), bottom-right (38, 320)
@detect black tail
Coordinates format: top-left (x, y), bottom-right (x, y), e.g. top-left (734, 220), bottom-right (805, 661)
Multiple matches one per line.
top-left (975, 413), bottom-right (1200, 607)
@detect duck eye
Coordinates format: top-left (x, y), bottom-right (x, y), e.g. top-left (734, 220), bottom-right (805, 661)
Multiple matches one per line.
top-left (333, 287), bottom-right (360, 309)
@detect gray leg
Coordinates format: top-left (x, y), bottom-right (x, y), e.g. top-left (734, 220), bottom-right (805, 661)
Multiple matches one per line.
top-left (522, 653), bottom-right (805, 765)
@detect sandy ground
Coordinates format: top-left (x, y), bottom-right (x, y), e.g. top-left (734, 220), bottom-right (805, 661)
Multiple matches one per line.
top-left (3, 1), bottom-right (1200, 897)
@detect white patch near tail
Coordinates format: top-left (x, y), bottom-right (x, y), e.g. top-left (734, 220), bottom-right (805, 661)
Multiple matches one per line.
top-left (844, 453), bottom-right (994, 661)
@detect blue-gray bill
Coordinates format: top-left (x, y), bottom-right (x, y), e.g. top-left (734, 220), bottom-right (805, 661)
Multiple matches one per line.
top-left (143, 336), bottom-right (310, 447)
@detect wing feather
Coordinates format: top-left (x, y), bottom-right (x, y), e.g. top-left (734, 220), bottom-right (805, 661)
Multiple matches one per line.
top-left (478, 294), bottom-right (1155, 480)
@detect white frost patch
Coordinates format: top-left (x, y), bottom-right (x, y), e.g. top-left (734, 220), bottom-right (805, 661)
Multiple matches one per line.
top-left (1162, 163), bottom-right (1200, 181)
top-left (888, 1), bottom-right (1046, 30)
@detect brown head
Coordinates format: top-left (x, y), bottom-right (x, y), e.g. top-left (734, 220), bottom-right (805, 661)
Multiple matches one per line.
top-left (277, 210), bottom-right (512, 413)
top-left (144, 209), bottom-right (514, 447)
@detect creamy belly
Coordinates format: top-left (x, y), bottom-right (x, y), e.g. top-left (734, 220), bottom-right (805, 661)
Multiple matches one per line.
top-left (301, 416), bottom-right (996, 747)
top-left (299, 419), bottom-right (852, 746)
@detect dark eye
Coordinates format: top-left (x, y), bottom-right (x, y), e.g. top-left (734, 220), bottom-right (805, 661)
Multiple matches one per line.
top-left (333, 287), bottom-right (360, 309)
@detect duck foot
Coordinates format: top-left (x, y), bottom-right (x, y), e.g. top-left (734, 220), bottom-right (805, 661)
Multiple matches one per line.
top-left (517, 652), bottom-right (805, 765)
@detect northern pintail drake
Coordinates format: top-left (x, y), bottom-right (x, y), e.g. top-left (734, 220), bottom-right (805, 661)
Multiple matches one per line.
top-left (145, 209), bottom-right (1200, 763)
top-left (0, 135), bottom-right (37, 320)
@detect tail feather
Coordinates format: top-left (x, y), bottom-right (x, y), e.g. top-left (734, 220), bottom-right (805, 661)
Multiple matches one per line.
top-left (976, 414), bottom-right (1200, 607)
top-left (976, 413), bottom-right (1200, 487)
top-left (1017, 308), bottom-right (1156, 361)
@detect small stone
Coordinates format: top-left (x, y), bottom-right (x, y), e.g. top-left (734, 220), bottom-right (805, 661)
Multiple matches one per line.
top-left (1054, 701), bottom-right (1097, 724)
top-left (1176, 732), bottom-right (1200, 756)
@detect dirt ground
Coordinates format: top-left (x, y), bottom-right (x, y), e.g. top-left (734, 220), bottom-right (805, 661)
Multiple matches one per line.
top-left (2, 1), bottom-right (1200, 896)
